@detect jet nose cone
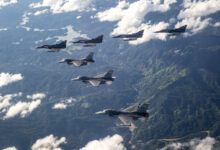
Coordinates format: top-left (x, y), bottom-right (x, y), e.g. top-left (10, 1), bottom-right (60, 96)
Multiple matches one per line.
top-left (58, 59), bottom-right (66, 63)
top-left (95, 110), bottom-right (106, 115)
top-left (71, 77), bottom-right (80, 81)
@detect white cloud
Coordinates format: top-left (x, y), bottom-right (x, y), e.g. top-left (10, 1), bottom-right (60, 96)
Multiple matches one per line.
top-left (0, 73), bottom-right (23, 88)
top-left (3, 99), bottom-right (41, 119)
top-left (55, 25), bottom-right (88, 48)
top-left (33, 28), bottom-right (45, 32)
top-left (160, 137), bottom-right (216, 150)
top-left (34, 9), bottom-right (49, 16)
top-left (52, 103), bottom-right (67, 109)
top-left (96, 0), bottom-right (176, 45)
top-left (80, 134), bottom-right (126, 150)
top-left (176, 0), bottom-right (220, 35)
top-left (0, 92), bottom-right (22, 110)
top-left (213, 22), bottom-right (220, 27)
top-left (2, 146), bottom-right (18, 150)
top-left (0, 0), bottom-right (17, 7)
top-left (31, 134), bottom-right (67, 150)
top-left (0, 28), bottom-right (7, 31)
top-left (20, 12), bottom-right (32, 26)
top-left (52, 97), bottom-right (76, 110)
top-left (26, 93), bottom-right (46, 100)
top-left (29, 0), bottom-right (94, 14)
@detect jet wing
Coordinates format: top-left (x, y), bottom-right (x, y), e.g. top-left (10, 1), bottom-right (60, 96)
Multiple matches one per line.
top-left (89, 80), bottom-right (101, 86)
top-left (72, 60), bottom-right (84, 67)
top-left (123, 38), bottom-right (138, 41)
top-left (47, 48), bottom-right (60, 52)
top-left (122, 103), bottom-right (139, 112)
top-left (118, 116), bottom-right (132, 126)
top-left (95, 70), bottom-right (114, 78)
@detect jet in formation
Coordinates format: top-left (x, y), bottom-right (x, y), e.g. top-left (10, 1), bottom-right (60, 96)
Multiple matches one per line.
top-left (96, 103), bottom-right (149, 126)
top-left (58, 52), bottom-right (95, 67)
top-left (112, 30), bottom-right (144, 41)
top-left (72, 35), bottom-right (103, 47)
top-left (154, 25), bottom-right (187, 36)
top-left (72, 69), bottom-right (115, 86)
top-left (36, 40), bottom-right (67, 52)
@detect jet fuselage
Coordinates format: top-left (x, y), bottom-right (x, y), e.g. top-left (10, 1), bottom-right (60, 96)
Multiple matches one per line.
top-left (104, 110), bottom-right (149, 118)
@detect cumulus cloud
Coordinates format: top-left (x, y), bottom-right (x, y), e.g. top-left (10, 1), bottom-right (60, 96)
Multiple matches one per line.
top-left (52, 103), bottom-right (67, 109)
top-left (34, 9), bottom-right (49, 16)
top-left (52, 97), bottom-right (76, 110)
top-left (3, 99), bottom-right (41, 119)
top-left (2, 146), bottom-right (18, 150)
top-left (0, 92), bottom-right (22, 110)
top-left (80, 134), bottom-right (126, 150)
top-left (0, 73), bottom-right (23, 88)
top-left (176, 0), bottom-right (220, 35)
top-left (96, 0), bottom-right (176, 45)
top-left (160, 137), bottom-right (215, 150)
top-left (0, 0), bottom-right (17, 7)
top-left (31, 134), bottom-right (67, 150)
top-left (26, 93), bottom-right (46, 100)
top-left (29, 0), bottom-right (94, 14)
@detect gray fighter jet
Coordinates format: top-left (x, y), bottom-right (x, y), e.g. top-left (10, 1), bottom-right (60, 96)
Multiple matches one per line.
top-left (112, 30), bottom-right (144, 41)
top-left (154, 25), bottom-right (187, 36)
top-left (72, 35), bottom-right (103, 47)
top-left (36, 40), bottom-right (67, 52)
top-left (72, 69), bottom-right (115, 86)
top-left (58, 52), bottom-right (95, 67)
top-left (96, 103), bottom-right (149, 126)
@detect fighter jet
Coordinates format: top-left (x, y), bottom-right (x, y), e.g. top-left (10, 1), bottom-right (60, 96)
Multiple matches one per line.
top-left (96, 103), bottom-right (149, 126)
top-left (112, 30), bottom-right (144, 41)
top-left (36, 40), bottom-right (67, 52)
top-left (154, 25), bottom-right (187, 36)
top-left (58, 52), bottom-right (95, 67)
top-left (72, 35), bottom-right (103, 47)
top-left (72, 69), bottom-right (115, 86)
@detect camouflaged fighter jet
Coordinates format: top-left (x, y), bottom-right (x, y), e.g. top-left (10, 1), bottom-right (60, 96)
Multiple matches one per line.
top-left (72, 69), bottom-right (115, 86)
top-left (154, 25), bottom-right (187, 36)
top-left (36, 40), bottom-right (67, 52)
top-left (72, 35), bottom-right (103, 47)
top-left (112, 30), bottom-right (144, 41)
top-left (96, 103), bottom-right (149, 126)
top-left (58, 52), bottom-right (95, 67)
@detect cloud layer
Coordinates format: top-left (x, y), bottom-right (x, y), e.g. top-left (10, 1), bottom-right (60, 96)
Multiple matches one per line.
top-left (96, 0), bottom-right (177, 44)
top-left (96, 0), bottom-right (220, 44)
top-left (160, 137), bottom-right (216, 150)
top-left (0, 73), bottom-right (23, 88)
top-left (31, 134), bottom-right (67, 150)
top-left (29, 0), bottom-right (94, 14)
top-left (176, 0), bottom-right (220, 36)
top-left (0, 0), bottom-right (17, 7)
top-left (80, 134), bottom-right (126, 150)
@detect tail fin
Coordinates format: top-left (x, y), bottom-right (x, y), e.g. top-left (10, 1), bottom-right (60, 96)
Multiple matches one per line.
top-left (104, 69), bottom-right (114, 78)
top-left (137, 103), bottom-right (149, 113)
top-left (94, 34), bottom-right (103, 43)
top-left (178, 25), bottom-right (187, 32)
top-left (85, 52), bottom-right (94, 60)
top-left (137, 30), bottom-right (144, 36)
